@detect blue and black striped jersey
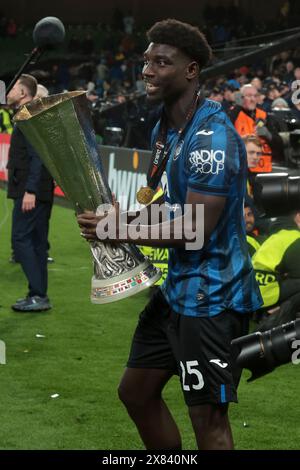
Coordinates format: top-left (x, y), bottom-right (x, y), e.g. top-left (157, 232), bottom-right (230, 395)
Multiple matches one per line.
top-left (152, 99), bottom-right (263, 317)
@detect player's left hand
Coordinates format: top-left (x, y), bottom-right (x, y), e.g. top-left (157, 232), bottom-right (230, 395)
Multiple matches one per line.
top-left (77, 210), bottom-right (101, 241)
top-left (77, 198), bottom-right (120, 241)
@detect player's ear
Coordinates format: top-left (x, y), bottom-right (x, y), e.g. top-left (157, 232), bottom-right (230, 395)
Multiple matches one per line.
top-left (186, 61), bottom-right (199, 80)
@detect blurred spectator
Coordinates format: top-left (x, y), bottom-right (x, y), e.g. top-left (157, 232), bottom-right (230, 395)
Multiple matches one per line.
top-left (257, 87), bottom-right (267, 107)
top-left (244, 203), bottom-right (256, 235)
top-left (271, 97), bottom-right (289, 109)
top-left (207, 86), bottom-right (223, 103)
top-left (262, 83), bottom-right (281, 112)
top-left (123, 10), bottom-right (135, 35)
top-left (251, 77), bottom-right (263, 91)
top-left (229, 84), bottom-right (284, 171)
top-left (244, 203), bottom-right (262, 257)
top-left (293, 66), bottom-right (300, 82)
top-left (86, 90), bottom-right (99, 103)
top-left (242, 134), bottom-right (263, 211)
top-left (227, 78), bottom-right (240, 90)
top-left (221, 83), bottom-right (236, 112)
top-left (135, 73), bottom-right (146, 94)
top-left (278, 81), bottom-right (290, 100)
top-left (4, 9), bottom-right (300, 160)
top-left (96, 58), bottom-right (108, 81)
top-left (237, 73), bottom-right (249, 87)
top-left (109, 59), bottom-right (124, 84)
top-left (271, 51), bottom-right (291, 73)
top-left (284, 60), bottom-right (295, 83)
top-left (243, 134), bottom-right (262, 170)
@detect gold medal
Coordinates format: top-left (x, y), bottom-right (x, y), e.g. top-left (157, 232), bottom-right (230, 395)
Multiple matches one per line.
top-left (136, 186), bottom-right (155, 205)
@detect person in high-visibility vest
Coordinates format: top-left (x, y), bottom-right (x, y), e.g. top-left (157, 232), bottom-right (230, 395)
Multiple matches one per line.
top-left (140, 187), bottom-right (168, 286)
top-left (252, 211), bottom-right (300, 309)
top-left (228, 84), bottom-right (284, 172)
top-left (0, 106), bottom-right (13, 134)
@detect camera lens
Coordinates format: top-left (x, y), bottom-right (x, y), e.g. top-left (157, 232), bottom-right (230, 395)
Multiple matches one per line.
top-left (253, 173), bottom-right (300, 216)
top-left (231, 319), bottom-right (300, 381)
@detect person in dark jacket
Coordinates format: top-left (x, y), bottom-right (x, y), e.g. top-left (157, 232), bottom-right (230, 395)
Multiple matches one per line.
top-left (6, 74), bottom-right (54, 312)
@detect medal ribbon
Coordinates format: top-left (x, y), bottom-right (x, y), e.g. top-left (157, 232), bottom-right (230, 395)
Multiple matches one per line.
top-left (146, 90), bottom-right (203, 191)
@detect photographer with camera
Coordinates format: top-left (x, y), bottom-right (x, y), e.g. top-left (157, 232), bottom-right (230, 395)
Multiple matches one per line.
top-left (232, 208), bottom-right (300, 381)
top-left (251, 210), bottom-right (300, 330)
top-left (232, 173), bottom-right (300, 380)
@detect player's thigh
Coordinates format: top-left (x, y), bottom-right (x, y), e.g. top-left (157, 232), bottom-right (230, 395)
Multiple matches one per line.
top-left (118, 367), bottom-right (173, 404)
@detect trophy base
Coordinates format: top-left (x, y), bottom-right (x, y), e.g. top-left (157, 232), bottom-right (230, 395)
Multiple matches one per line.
top-left (91, 260), bottom-right (162, 304)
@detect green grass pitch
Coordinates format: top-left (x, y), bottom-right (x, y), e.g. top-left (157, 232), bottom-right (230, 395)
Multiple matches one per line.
top-left (0, 188), bottom-right (299, 449)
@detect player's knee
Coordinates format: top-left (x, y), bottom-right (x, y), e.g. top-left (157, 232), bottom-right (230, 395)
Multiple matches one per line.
top-left (118, 383), bottom-right (137, 408)
top-left (118, 383), bottom-right (148, 410)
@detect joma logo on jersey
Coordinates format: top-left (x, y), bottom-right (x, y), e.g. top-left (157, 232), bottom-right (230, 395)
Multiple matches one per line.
top-left (189, 150), bottom-right (225, 175)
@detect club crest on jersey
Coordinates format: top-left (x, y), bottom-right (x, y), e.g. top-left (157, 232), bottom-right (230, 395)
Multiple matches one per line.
top-left (173, 139), bottom-right (184, 161)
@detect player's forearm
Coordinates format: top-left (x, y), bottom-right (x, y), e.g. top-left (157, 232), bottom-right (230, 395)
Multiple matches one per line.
top-left (125, 196), bottom-right (166, 225)
top-left (110, 213), bottom-right (203, 250)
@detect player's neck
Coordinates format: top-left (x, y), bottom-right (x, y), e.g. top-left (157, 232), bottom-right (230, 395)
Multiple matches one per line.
top-left (164, 85), bottom-right (199, 130)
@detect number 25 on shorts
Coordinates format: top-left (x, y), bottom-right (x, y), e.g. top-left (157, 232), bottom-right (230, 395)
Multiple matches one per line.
top-left (180, 360), bottom-right (204, 391)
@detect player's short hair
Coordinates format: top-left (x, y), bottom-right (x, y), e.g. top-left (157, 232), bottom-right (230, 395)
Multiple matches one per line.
top-left (19, 74), bottom-right (38, 99)
top-left (147, 18), bottom-right (212, 70)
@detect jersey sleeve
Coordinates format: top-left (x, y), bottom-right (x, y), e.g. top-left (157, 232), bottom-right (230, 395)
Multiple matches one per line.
top-left (186, 119), bottom-right (242, 197)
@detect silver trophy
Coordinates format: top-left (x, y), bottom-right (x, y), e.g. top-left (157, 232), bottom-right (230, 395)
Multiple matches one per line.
top-left (14, 91), bottom-right (161, 303)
